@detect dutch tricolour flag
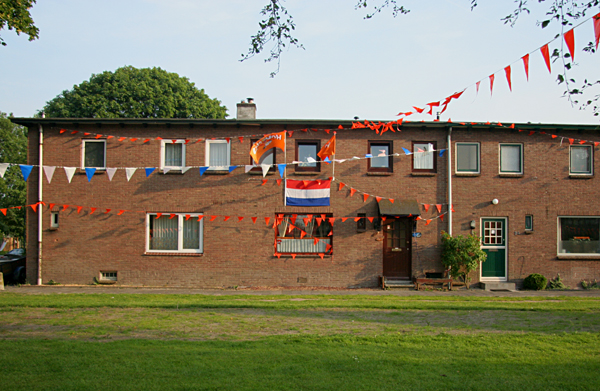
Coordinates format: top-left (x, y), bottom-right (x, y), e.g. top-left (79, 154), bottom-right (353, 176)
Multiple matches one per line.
top-left (285, 179), bottom-right (331, 206)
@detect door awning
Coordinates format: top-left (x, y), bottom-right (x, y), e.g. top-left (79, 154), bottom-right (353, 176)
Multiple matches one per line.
top-left (378, 199), bottom-right (421, 217)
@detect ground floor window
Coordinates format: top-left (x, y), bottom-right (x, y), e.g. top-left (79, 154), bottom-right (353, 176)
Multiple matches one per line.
top-left (558, 217), bottom-right (600, 255)
top-left (276, 214), bottom-right (332, 254)
top-left (147, 213), bottom-right (203, 253)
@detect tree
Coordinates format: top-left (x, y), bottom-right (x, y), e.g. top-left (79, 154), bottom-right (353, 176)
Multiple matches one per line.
top-left (0, 0), bottom-right (39, 47)
top-left (0, 112), bottom-right (27, 242)
top-left (440, 231), bottom-right (487, 288)
top-left (245, 1), bottom-right (600, 116)
top-left (40, 66), bottom-right (228, 119)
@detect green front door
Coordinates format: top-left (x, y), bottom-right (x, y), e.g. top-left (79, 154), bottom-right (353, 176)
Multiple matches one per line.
top-left (481, 218), bottom-right (507, 279)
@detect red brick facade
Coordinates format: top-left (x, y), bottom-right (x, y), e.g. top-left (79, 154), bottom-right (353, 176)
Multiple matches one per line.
top-left (16, 118), bottom-right (600, 288)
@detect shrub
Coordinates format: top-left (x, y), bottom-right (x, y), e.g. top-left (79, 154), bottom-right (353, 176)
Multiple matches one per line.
top-left (581, 279), bottom-right (600, 290)
top-left (440, 231), bottom-right (487, 288)
top-left (523, 274), bottom-right (547, 290)
top-left (548, 274), bottom-right (568, 290)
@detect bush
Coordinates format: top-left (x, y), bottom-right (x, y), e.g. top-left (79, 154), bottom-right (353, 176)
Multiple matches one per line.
top-left (440, 231), bottom-right (487, 288)
top-left (523, 274), bottom-right (548, 290)
top-left (581, 279), bottom-right (600, 290)
top-left (548, 274), bottom-right (568, 290)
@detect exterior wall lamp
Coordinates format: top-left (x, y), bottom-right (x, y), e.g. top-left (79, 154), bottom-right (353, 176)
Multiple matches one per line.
top-left (491, 199), bottom-right (499, 205)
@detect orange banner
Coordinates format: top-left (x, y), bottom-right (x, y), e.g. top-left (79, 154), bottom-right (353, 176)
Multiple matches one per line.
top-left (250, 131), bottom-right (286, 164)
top-left (317, 135), bottom-right (336, 161)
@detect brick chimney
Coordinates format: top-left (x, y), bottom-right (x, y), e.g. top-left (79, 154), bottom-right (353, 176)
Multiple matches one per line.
top-left (236, 98), bottom-right (256, 120)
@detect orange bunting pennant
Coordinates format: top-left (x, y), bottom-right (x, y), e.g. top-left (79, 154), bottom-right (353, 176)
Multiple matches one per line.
top-left (314, 238), bottom-right (319, 245)
top-left (156, 213), bottom-right (162, 219)
top-left (425, 219), bottom-right (432, 226)
top-left (94, 134), bottom-right (102, 139)
top-left (522, 54), bottom-right (530, 81)
top-left (276, 179), bottom-right (282, 186)
top-left (436, 204), bottom-right (442, 213)
top-left (104, 209), bottom-right (111, 214)
top-left (338, 182), bottom-right (346, 191)
top-left (60, 129), bottom-right (66, 134)
top-left (416, 216), bottom-right (422, 221)
top-left (579, 140), bottom-right (587, 145)
top-left (363, 194), bottom-right (369, 202)
top-left (504, 65), bottom-right (512, 91)
top-left (143, 139), bottom-right (150, 143)
top-left (265, 217), bottom-right (271, 226)
top-left (130, 138), bottom-right (138, 142)
top-left (0, 209), bottom-right (6, 216)
top-left (251, 217), bottom-right (257, 224)
top-left (287, 131), bottom-right (294, 137)
top-left (594, 12), bottom-right (600, 50)
top-left (223, 216), bottom-right (230, 221)
top-left (77, 206), bottom-right (83, 214)
top-left (62, 205), bottom-right (69, 210)
top-left (564, 28), bottom-right (575, 60)
top-left (350, 188), bottom-right (357, 197)
top-left (238, 216), bottom-right (244, 222)
top-left (540, 44), bottom-right (551, 73)
top-left (424, 204), bottom-right (430, 212)
top-left (324, 129), bottom-right (330, 134)
top-left (381, 217), bottom-right (386, 222)
top-left (291, 254), bottom-right (297, 259)
top-left (341, 217), bottom-right (349, 222)
top-left (261, 179), bottom-right (268, 186)
top-left (48, 203), bottom-right (56, 211)
top-left (198, 215), bottom-right (205, 221)
top-left (569, 138), bottom-right (574, 145)
top-left (375, 196), bottom-right (382, 203)
top-left (117, 210), bottom-right (125, 215)
top-left (118, 137), bottom-right (126, 142)
top-left (238, 136), bottom-right (244, 143)
top-left (30, 204), bottom-right (37, 212)
top-left (300, 231), bottom-right (306, 239)
top-left (275, 253), bottom-right (281, 259)
top-left (354, 217), bottom-right (361, 222)
top-left (303, 217), bottom-right (310, 226)
top-left (291, 214), bottom-right (297, 224)
top-left (210, 216), bottom-right (217, 221)
top-left (319, 253), bottom-right (324, 259)
top-left (326, 244), bottom-right (332, 253)
top-left (368, 217), bottom-right (374, 223)
top-left (489, 74), bottom-right (495, 95)
top-left (316, 217), bottom-right (322, 227)
top-left (451, 205), bottom-right (455, 212)
top-left (440, 214), bottom-right (444, 222)
top-left (169, 213), bottom-right (176, 219)
top-left (551, 135), bottom-right (558, 138)
top-left (389, 199), bottom-right (394, 204)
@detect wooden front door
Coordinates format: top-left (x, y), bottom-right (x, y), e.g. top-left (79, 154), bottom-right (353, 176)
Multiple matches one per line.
top-left (481, 218), bottom-right (507, 280)
top-left (383, 218), bottom-right (412, 279)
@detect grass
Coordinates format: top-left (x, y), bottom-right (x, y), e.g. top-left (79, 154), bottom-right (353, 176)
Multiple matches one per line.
top-left (1, 293), bottom-right (599, 390)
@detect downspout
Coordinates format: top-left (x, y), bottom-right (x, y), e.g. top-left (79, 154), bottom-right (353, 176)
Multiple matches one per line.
top-left (447, 127), bottom-right (452, 236)
top-left (37, 122), bottom-right (43, 285)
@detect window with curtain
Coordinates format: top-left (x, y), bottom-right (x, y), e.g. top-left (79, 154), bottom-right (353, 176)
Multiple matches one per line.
top-left (570, 145), bottom-right (592, 175)
top-left (499, 144), bottom-right (523, 174)
top-left (206, 140), bottom-right (230, 169)
top-left (412, 142), bottom-right (435, 172)
top-left (161, 140), bottom-right (185, 170)
top-left (456, 142), bottom-right (480, 173)
top-left (368, 141), bottom-right (392, 172)
top-left (82, 140), bottom-right (106, 169)
top-left (147, 213), bottom-right (203, 253)
top-left (276, 214), bottom-right (332, 254)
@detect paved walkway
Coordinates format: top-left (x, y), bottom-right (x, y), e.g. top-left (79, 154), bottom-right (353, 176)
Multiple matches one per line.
top-left (3, 285), bottom-right (600, 297)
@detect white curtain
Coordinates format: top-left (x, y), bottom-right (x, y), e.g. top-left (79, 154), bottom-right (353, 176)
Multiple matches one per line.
top-left (183, 218), bottom-right (200, 249)
top-left (209, 142), bottom-right (228, 167)
top-left (413, 143), bottom-right (433, 169)
top-left (165, 143), bottom-right (183, 167)
top-left (500, 145), bottom-right (521, 172)
top-left (150, 216), bottom-right (177, 250)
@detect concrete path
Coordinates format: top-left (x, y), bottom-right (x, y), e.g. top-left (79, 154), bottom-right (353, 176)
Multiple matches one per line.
top-left (3, 285), bottom-right (600, 297)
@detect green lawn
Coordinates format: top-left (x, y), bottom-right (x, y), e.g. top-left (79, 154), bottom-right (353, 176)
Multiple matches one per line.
top-left (1, 293), bottom-right (599, 390)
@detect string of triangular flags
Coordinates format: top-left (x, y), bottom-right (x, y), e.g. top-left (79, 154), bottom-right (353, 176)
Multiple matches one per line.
top-left (392, 12), bottom-right (600, 120)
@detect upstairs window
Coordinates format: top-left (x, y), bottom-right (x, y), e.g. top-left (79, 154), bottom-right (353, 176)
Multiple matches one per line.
top-left (368, 141), bottom-right (393, 173)
top-left (161, 140), bottom-right (186, 171)
top-left (276, 214), bottom-right (332, 254)
top-left (499, 144), bottom-right (523, 174)
top-left (82, 140), bottom-right (106, 169)
top-left (206, 140), bottom-right (230, 170)
top-left (570, 145), bottom-right (592, 175)
top-left (412, 142), bottom-right (436, 173)
top-left (456, 142), bottom-right (480, 174)
top-left (295, 141), bottom-right (320, 172)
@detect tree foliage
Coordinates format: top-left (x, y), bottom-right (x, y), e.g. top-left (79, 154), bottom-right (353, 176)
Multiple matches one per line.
top-left (41, 66), bottom-right (228, 119)
top-left (0, 0), bottom-right (39, 47)
top-left (246, 1), bottom-right (600, 117)
top-left (0, 112), bottom-right (27, 242)
top-left (440, 231), bottom-right (487, 287)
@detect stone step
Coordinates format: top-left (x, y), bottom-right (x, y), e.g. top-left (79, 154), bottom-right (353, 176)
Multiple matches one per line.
top-left (480, 281), bottom-right (516, 291)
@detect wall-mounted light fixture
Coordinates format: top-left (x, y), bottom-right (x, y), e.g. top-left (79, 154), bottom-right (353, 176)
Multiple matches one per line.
top-left (491, 199), bottom-right (499, 205)
top-left (470, 220), bottom-right (476, 229)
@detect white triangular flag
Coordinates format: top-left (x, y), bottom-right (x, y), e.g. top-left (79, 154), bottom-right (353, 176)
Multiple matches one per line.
top-left (43, 166), bottom-right (56, 183)
top-left (306, 157), bottom-right (316, 163)
top-left (181, 166), bottom-right (192, 174)
top-left (0, 163), bottom-right (9, 178)
top-left (261, 164), bottom-right (270, 177)
top-left (64, 167), bottom-right (76, 183)
top-left (245, 165), bottom-right (254, 173)
top-left (335, 159), bottom-right (347, 163)
top-left (162, 167), bottom-right (171, 175)
top-left (106, 167), bottom-right (117, 181)
top-left (125, 168), bottom-right (137, 181)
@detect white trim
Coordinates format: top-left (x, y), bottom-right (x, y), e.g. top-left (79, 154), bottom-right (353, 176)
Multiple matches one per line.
top-left (569, 145), bottom-right (593, 175)
top-left (556, 216), bottom-right (600, 256)
top-left (160, 140), bottom-right (186, 171)
top-left (50, 212), bottom-right (59, 228)
top-left (455, 142), bottom-right (480, 174)
top-left (205, 139), bottom-right (230, 170)
top-left (145, 213), bottom-right (204, 254)
top-left (81, 139), bottom-right (106, 169)
top-left (498, 143), bottom-right (523, 174)
top-left (480, 217), bottom-right (507, 282)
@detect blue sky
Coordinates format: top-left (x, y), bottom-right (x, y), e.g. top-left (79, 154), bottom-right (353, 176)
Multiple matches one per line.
top-left (1, 0), bottom-right (599, 124)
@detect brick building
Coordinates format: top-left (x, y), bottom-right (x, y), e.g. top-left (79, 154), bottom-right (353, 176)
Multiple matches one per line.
top-left (12, 104), bottom-right (600, 289)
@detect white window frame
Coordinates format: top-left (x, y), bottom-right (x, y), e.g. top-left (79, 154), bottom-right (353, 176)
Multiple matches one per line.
top-left (569, 145), bottom-right (593, 176)
top-left (557, 216), bottom-right (600, 256)
top-left (81, 140), bottom-right (106, 169)
top-left (160, 140), bottom-right (186, 171)
top-left (455, 142), bottom-right (480, 174)
top-left (146, 213), bottom-right (204, 254)
top-left (499, 143), bottom-right (523, 174)
top-left (50, 212), bottom-right (59, 228)
top-left (100, 271), bottom-right (117, 281)
top-left (205, 139), bottom-right (230, 170)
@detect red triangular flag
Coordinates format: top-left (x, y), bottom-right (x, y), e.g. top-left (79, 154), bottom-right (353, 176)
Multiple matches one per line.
top-left (251, 217), bottom-right (257, 224)
top-left (376, 196), bottom-right (382, 203)
top-left (291, 214), bottom-right (297, 225)
top-left (425, 219), bottom-right (432, 226)
top-left (368, 217), bottom-right (374, 223)
top-left (319, 253), bottom-right (324, 259)
top-left (62, 204), bottom-right (69, 211)
top-left (238, 216), bottom-right (244, 222)
top-left (276, 179), bottom-right (282, 186)
top-left (77, 206), bottom-right (83, 214)
top-left (303, 217), bottom-right (310, 226)
top-left (341, 217), bottom-right (349, 222)
top-left (579, 140), bottom-right (587, 145)
top-left (275, 253), bottom-right (281, 259)
top-left (265, 217), bottom-right (270, 226)
top-left (389, 199), bottom-right (394, 204)
top-left (117, 210), bottom-right (125, 215)
top-left (529, 131), bottom-right (536, 136)
top-left (198, 215), bottom-right (205, 221)
top-left (569, 138), bottom-right (574, 145)
top-left (436, 204), bottom-right (442, 213)
top-left (381, 217), bottom-right (386, 222)
top-left (541, 44), bottom-right (551, 73)
top-left (90, 207), bottom-right (97, 214)
top-left (350, 188), bottom-right (357, 197)
top-left (223, 216), bottom-right (230, 221)
top-left (551, 135), bottom-right (558, 138)
top-left (594, 12), bottom-right (600, 50)
top-left (354, 217), bottom-right (361, 222)
top-left (522, 54), bottom-right (529, 81)
top-left (326, 244), bottom-right (332, 252)
top-left (504, 65), bottom-right (512, 91)
top-left (287, 131), bottom-right (294, 138)
top-left (338, 182), bottom-right (346, 191)
top-left (261, 179), bottom-right (268, 186)
top-left (424, 204), bottom-right (430, 212)
top-left (210, 216), bottom-right (217, 221)
top-left (316, 217), bottom-right (322, 226)
top-left (238, 136), bottom-right (244, 143)
top-left (156, 213), bottom-right (162, 219)
top-left (291, 254), bottom-right (297, 260)
top-left (564, 28), bottom-right (575, 61)
top-left (451, 205), bottom-right (455, 212)
top-left (104, 209), bottom-right (111, 214)
top-left (0, 209), bottom-right (6, 216)
top-left (300, 231), bottom-right (306, 239)
top-left (363, 193), bottom-right (369, 202)
top-left (169, 213), bottom-right (176, 219)
top-left (48, 203), bottom-right (56, 211)
top-left (440, 214), bottom-right (444, 222)
top-left (489, 74), bottom-right (495, 95)
top-left (314, 238), bottom-right (319, 245)
top-left (30, 204), bottom-right (38, 212)
top-left (328, 217), bottom-right (335, 225)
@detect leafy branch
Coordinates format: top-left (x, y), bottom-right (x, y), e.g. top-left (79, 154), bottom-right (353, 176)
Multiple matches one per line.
top-left (0, 0), bottom-right (39, 47)
top-left (354, 0), bottom-right (409, 19)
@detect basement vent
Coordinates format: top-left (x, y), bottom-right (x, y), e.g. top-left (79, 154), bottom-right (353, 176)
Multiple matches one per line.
top-left (100, 271), bottom-right (117, 281)
top-left (297, 277), bottom-right (308, 283)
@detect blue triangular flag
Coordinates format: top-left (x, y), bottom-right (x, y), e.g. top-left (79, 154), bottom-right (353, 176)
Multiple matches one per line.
top-left (228, 166), bottom-right (237, 173)
top-left (365, 154), bottom-right (373, 158)
top-left (199, 167), bottom-right (208, 176)
top-left (439, 149), bottom-right (446, 157)
top-left (277, 164), bottom-right (286, 178)
top-left (19, 165), bottom-right (33, 181)
top-left (145, 167), bottom-right (156, 177)
top-left (85, 168), bottom-right (96, 182)
top-left (324, 156), bottom-right (331, 164)
top-left (402, 148), bottom-right (412, 155)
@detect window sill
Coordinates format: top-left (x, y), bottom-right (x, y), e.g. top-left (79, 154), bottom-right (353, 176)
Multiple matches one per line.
top-left (276, 254), bottom-right (332, 258)
top-left (556, 254), bottom-right (600, 260)
top-left (411, 172), bottom-right (436, 177)
top-left (569, 174), bottom-right (593, 179)
top-left (455, 172), bottom-right (480, 177)
top-left (499, 173), bottom-right (524, 178)
top-left (293, 172), bottom-right (320, 176)
top-left (144, 252), bottom-right (204, 257)
top-left (366, 172), bottom-right (393, 176)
